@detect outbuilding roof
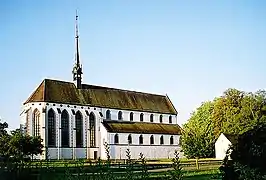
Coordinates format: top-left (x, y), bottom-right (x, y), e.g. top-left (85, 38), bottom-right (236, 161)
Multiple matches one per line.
top-left (24, 79), bottom-right (177, 114)
top-left (102, 120), bottom-right (182, 135)
top-left (223, 133), bottom-right (238, 145)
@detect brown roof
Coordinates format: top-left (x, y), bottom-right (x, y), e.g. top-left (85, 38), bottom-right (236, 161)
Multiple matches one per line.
top-left (223, 133), bottom-right (238, 145)
top-left (24, 79), bottom-right (177, 114)
top-left (102, 120), bottom-right (182, 134)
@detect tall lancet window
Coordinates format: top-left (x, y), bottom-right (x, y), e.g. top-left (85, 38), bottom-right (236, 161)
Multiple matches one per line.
top-left (89, 112), bottom-right (96, 147)
top-left (26, 110), bottom-right (30, 134)
top-left (48, 109), bottom-right (56, 147)
top-left (106, 110), bottom-right (111, 120)
top-left (61, 110), bottom-right (69, 147)
top-left (32, 109), bottom-right (40, 137)
top-left (75, 111), bottom-right (83, 147)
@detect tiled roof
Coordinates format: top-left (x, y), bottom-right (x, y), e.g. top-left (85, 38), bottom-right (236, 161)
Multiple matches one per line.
top-left (24, 79), bottom-right (177, 114)
top-left (102, 120), bottom-right (182, 134)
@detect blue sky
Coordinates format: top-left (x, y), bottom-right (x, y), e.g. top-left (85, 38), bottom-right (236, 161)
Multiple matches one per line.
top-left (1, 0), bottom-right (266, 130)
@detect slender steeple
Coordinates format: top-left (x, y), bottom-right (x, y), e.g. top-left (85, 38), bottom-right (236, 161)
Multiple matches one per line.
top-left (72, 10), bottom-right (83, 89)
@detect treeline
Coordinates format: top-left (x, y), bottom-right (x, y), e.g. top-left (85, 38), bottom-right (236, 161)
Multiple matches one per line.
top-left (181, 88), bottom-right (266, 158)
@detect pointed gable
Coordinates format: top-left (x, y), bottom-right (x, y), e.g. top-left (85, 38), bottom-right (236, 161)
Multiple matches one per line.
top-left (24, 79), bottom-right (178, 114)
top-left (25, 80), bottom-right (46, 103)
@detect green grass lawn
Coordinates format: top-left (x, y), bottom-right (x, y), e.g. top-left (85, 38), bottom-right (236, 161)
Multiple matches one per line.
top-left (1, 158), bottom-right (222, 180)
top-left (184, 169), bottom-right (221, 180)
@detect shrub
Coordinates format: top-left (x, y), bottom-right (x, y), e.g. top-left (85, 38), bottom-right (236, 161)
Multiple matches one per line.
top-left (168, 150), bottom-right (183, 180)
top-left (220, 124), bottom-right (266, 180)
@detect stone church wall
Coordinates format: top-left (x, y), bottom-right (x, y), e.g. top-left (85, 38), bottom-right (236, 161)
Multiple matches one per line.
top-left (20, 102), bottom-right (181, 160)
top-left (108, 132), bottom-right (182, 159)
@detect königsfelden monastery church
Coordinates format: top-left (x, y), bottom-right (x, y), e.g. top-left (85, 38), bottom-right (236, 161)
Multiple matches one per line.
top-left (20, 13), bottom-right (182, 160)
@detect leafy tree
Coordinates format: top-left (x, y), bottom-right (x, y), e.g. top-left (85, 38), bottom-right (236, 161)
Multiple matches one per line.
top-left (0, 121), bottom-right (43, 162)
top-left (212, 88), bottom-right (266, 138)
top-left (0, 120), bottom-right (8, 136)
top-left (182, 88), bottom-right (266, 158)
top-left (8, 129), bottom-right (43, 161)
top-left (220, 124), bottom-right (266, 180)
top-left (181, 101), bottom-right (215, 158)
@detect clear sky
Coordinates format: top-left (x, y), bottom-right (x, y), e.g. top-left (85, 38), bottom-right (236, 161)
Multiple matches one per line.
top-left (1, 0), bottom-right (266, 130)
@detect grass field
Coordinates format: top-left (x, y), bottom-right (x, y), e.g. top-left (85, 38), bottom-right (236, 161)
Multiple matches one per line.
top-left (0, 158), bottom-right (223, 180)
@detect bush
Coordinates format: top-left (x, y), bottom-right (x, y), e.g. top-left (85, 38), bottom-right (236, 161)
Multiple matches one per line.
top-left (220, 124), bottom-right (266, 180)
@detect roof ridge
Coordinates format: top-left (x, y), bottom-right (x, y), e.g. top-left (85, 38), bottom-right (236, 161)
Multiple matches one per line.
top-left (83, 83), bottom-right (166, 97)
top-left (43, 78), bottom-right (166, 97)
top-left (43, 78), bottom-right (75, 84)
top-left (41, 78), bottom-right (166, 97)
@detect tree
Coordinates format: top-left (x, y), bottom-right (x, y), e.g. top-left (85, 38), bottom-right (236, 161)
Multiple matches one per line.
top-left (0, 120), bottom-right (8, 136)
top-left (220, 124), bottom-right (266, 180)
top-left (181, 101), bottom-right (215, 158)
top-left (181, 88), bottom-right (266, 159)
top-left (0, 121), bottom-right (43, 162)
top-left (8, 129), bottom-right (43, 161)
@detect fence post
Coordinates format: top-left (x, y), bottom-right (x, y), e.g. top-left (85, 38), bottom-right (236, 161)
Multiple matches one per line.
top-left (196, 157), bottom-right (199, 170)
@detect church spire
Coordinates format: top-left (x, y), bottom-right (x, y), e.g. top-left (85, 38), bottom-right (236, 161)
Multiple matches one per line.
top-left (72, 9), bottom-right (83, 89)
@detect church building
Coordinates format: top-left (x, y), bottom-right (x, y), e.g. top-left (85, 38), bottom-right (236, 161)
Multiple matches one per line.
top-left (20, 13), bottom-right (182, 160)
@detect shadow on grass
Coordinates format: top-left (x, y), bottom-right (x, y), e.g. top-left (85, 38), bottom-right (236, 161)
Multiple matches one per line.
top-left (184, 174), bottom-right (221, 180)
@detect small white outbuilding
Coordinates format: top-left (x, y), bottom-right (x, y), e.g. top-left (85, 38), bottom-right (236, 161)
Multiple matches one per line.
top-left (215, 133), bottom-right (237, 160)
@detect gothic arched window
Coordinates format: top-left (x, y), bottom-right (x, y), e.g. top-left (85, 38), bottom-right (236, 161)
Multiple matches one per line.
top-left (130, 112), bottom-right (134, 121)
top-left (150, 114), bottom-right (154, 122)
top-left (75, 111), bottom-right (83, 147)
top-left (89, 112), bottom-right (96, 147)
top-left (118, 111), bottom-right (123, 120)
top-left (169, 116), bottom-right (172, 124)
top-left (160, 115), bottom-right (163, 123)
top-left (114, 134), bottom-right (119, 144)
top-left (33, 109), bottom-right (40, 137)
top-left (106, 110), bottom-right (111, 120)
top-left (48, 109), bottom-right (56, 147)
top-left (61, 110), bottom-right (69, 147)
top-left (128, 134), bottom-right (132, 144)
top-left (140, 113), bottom-right (144, 122)
top-left (170, 136), bottom-right (174, 145)
top-left (26, 110), bottom-right (30, 134)
top-left (150, 135), bottom-right (154, 145)
top-left (139, 135), bottom-right (143, 145)
top-left (160, 135), bottom-right (164, 145)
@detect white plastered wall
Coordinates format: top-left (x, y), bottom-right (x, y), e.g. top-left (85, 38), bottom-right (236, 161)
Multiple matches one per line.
top-left (215, 133), bottom-right (232, 160)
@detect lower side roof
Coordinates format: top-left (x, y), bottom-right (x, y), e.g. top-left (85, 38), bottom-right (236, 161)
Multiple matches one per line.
top-left (102, 120), bottom-right (182, 135)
